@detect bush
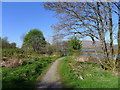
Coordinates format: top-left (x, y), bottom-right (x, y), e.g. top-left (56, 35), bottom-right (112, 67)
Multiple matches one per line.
top-left (2, 49), bottom-right (25, 58)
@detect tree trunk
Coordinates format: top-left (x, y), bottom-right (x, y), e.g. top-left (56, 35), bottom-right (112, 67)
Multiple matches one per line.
top-left (108, 3), bottom-right (114, 58)
top-left (118, 15), bottom-right (120, 55)
top-left (91, 37), bottom-right (103, 65)
top-left (96, 2), bottom-right (109, 62)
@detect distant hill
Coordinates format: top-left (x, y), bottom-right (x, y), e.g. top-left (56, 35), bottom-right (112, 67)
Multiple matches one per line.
top-left (82, 41), bottom-right (101, 48)
top-left (82, 40), bottom-right (118, 51)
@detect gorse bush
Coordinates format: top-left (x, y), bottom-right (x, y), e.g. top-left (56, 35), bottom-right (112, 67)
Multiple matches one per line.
top-left (2, 49), bottom-right (25, 58)
top-left (2, 48), bottom-right (44, 67)
top-left (2, 49), bottom-right (27, 67)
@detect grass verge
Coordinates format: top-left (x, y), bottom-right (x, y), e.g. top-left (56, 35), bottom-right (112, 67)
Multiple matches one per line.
top-left (60, 56), bottom-right (118, 88)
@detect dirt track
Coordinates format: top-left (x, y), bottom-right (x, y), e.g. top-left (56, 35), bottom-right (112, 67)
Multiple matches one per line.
top-left (36, 57), bottom-right (64, 89)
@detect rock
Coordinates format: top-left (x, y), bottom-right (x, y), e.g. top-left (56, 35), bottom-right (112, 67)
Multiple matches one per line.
top-left (79, 75), bottom-right (84, 80)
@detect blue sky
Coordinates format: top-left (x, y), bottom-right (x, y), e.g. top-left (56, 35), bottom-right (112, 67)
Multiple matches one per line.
top-left (2, 2), bottom-right (58, 47)
top-left (2, 2), bottom-right (118, 48)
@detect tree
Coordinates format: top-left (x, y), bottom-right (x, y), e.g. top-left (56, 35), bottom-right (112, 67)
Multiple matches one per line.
top-left (23, 29), bottom-right (46, 53)
top-left (113, 2), bottom-right (120, 56)
top-left (2, 37), bottom-right (10, 48)
top-left (45, 42), bottom-right (55, 55)
top-left (44, 2), bottom-right (119, 71)
top-left (1, 37), bottom-right (17, 49)
top-left (68, 36), bottom-right (82, 51)
top-left (10, 43), bottom-right (16, 48)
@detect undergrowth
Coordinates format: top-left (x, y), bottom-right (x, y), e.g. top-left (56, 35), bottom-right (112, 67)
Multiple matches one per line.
top-left (2, 56), bottom-right (60, 88)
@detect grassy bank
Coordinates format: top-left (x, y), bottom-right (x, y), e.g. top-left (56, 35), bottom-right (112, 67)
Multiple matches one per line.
top-left (60, 56), bottom-right (118, 88)
top-left (2, 56), bottom-right (60, 89)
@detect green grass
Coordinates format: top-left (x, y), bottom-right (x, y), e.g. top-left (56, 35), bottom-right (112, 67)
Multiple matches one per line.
top-left (2, 56), bottom-right (60, 88)
top-left (60, 57), bottom-right (118, 88)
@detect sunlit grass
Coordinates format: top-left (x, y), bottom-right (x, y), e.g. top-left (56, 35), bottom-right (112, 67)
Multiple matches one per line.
top-left (60, 57), bottom-right (118, 88)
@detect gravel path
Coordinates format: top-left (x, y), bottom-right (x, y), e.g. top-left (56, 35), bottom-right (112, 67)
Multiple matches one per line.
top-left (36, 57), bottom-right (64, 89)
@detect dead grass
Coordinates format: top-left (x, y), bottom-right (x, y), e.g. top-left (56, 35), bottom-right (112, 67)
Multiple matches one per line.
top-left (72, 55), bottom-right (99, 64)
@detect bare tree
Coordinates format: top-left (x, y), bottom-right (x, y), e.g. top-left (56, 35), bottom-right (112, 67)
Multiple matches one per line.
top-left (113, 2), bottom-right (120, 55)
top-left (44, 2), bottom-right (119, 71)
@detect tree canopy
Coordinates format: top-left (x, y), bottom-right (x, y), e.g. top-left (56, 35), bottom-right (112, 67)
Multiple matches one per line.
top-left (1, 37), bottom-right (16, 49)
top-left (68, 37), bottom-right (82, 51)
top-left (23, 29), bottom-right (46, 53)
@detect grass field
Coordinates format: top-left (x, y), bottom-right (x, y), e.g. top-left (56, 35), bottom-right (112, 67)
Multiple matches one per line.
top-left (60, 56), bottom-right (118, 88)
